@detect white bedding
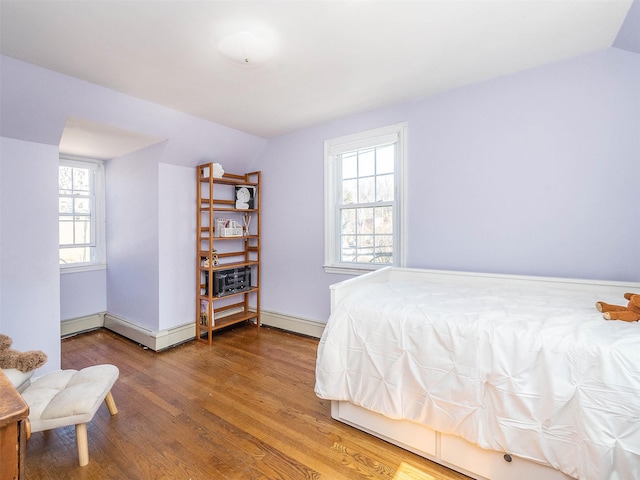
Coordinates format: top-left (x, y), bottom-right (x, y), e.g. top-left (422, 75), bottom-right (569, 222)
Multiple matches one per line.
top-left (315, 278), bottom-right (640, 480)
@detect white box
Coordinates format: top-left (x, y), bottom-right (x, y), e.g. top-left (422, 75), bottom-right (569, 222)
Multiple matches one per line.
top-left (220, 227), bottom-right (243, 237)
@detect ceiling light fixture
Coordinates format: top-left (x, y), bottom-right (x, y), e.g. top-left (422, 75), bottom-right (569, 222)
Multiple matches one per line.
top-left (217, 31), bottom-right (274, 66)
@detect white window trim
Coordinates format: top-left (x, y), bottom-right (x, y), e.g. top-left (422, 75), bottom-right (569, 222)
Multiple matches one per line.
top-left (323, 122), bottom-right (407, 275)
top-left (60, 263), bottom-right (107, 275)
top-left (59, 155), bottom-right (107, 272)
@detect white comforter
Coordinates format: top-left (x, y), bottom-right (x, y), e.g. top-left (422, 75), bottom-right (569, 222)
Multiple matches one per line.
top-left (315, 279), bottom-right (640, 480)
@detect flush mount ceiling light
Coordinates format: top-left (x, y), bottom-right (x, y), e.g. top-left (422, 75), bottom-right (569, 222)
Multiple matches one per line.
top-left (217, 31), bottom-right (274, 66)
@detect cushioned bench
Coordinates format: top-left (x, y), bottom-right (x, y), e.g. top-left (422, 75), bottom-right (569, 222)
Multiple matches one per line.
top-left (21, 364), bottom-right (119, 466)
top-left (1, 368), bottom-right (34, 392)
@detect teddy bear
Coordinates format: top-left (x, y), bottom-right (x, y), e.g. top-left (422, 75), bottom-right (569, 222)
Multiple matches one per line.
top-left (595, 293), bottom-right (640, 322)
top-left (0, 333), bottom-right (48, 372)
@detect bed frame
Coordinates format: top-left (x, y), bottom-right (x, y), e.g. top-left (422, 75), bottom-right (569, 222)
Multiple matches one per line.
top-left (328, 267), bottom-right (640, 480)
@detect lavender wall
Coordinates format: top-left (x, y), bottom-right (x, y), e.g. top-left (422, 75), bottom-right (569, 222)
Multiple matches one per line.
top-left (158, 163), bottom-right (195, 331)
top-left (0, 43), bottom-right (637, 344)
top-left (614, 0), bottom-right (640, 53)
top-left (0, 55), bottom-right (266, 168)
top-left (106, 144), bottom-right (162, 330)
top-left (255, 47), bottom-right (640, 324)
top-left (0, 54), bottom-right (267, 343)
top-left (408, 48), bottom-right (639, 278)
top-left (60, 270), bottom-right (107, 319)
top-left (0, 137), bottom-right (61, 373)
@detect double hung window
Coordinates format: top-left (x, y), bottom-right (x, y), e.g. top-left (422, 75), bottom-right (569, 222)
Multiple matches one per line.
top-left (324, 123), bottom-right (406, 274)
top-left (59, 157), bottom-right (105, 269)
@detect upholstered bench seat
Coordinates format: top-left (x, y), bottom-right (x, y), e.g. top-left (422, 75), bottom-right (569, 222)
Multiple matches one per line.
top-left (2, 368), bottom-right (34, 393)
top-left (21, 364), bottom-right (119, 466)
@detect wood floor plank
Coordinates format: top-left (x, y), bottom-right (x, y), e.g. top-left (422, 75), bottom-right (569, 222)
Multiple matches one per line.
top-left (24, 326), bottom-right (470, 480)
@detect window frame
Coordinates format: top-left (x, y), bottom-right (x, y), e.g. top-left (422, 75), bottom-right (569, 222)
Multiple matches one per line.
top-left (323, 122), bottom-right (407, 275)
top-left (59, 156), bottom-right (106, 273)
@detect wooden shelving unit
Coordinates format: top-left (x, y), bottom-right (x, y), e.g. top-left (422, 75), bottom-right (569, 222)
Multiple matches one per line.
top-left (196, 164), bottom-right (261, 345)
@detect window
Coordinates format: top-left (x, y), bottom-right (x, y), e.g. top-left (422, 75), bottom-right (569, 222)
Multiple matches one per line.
top-left (324, 123), bottom-right (407, 274)
top-left (59, 157), bottom-right (105, 270)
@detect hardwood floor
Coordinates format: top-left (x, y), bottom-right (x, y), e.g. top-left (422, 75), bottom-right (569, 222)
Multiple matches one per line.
top-left (25, 326), bottom-right (470, 480)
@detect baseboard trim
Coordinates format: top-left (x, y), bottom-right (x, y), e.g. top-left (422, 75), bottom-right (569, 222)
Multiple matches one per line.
top-left (103, 313), bottom-right (194, 351)
top-left (61, 310), bottom-right (325, 349)
top-left (260, 310), bottom-right (326, 338)
top-left (61, 313), bottom-right (105, 337)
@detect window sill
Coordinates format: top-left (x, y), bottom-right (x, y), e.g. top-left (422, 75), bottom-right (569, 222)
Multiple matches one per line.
top-left (60, 263), bottom-right (107, 275)
top-left (323, 264), bottom-right (386, 276)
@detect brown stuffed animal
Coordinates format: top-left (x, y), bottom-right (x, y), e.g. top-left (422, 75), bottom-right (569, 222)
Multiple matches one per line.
top-left (595, 293), bottom-right (640, 322)
top-left (0, 334), bottom-right (48, 372)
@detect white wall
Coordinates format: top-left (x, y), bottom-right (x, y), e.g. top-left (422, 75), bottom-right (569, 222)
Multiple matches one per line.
top-left (0, 137), bottom-right (61, 373)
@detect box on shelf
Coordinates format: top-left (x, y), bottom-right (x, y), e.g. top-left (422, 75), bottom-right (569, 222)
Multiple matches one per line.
top-left (220, 227), bottom-right (243, 237)
top-left (199, 300), bottom-right (210, 326)
top-left (205, 266), bottom-right (252, 297)
top-left (235, 185), bottom-right (256, 209)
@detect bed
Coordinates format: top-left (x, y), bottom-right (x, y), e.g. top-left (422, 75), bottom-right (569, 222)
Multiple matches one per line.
top-left (315, 267), bottom-right (640, 480)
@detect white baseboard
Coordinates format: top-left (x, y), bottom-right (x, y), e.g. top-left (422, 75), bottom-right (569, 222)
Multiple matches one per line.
top-left (103, 313), bottom-right (194, 351)
top-left (61, 310), bottom-right (325, 349)
top-left (61, 313), bottom-right (105, 337)
top-left (260, 310), bottom-right (326, 338)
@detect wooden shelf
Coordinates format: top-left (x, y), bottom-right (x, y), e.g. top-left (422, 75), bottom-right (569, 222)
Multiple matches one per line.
top-left (198, 172), bottom-right (258, 186)
top-left (197, 235), bottom-right (259, 241)
top-left (199, 207), bottom-right (259, 213)
top-left (198, 286), bottom-right (259, 301)
top-left (196, 165), bottom-right (261, 346)
top-left (197, 260), bottom-right (258, 271)
top-left (197, 310), bottom-right (258, 332)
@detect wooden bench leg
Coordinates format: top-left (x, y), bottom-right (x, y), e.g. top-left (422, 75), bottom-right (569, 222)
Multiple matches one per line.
top-left (104, 391), bottom-right (118, 415)
top-left (75, 423), bottom-right (89, 467)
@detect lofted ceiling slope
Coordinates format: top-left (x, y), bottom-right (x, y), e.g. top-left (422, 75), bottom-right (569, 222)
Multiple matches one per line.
top-left (0, 0), bottom-right (636, 141)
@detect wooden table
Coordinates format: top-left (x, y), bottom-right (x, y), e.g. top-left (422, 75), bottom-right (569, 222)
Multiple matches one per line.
top-left (0, 370), bottom-right (29, 480)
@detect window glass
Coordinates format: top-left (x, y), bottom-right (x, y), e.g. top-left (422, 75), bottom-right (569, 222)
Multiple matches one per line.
top-left (324, 123), bottom-right (406, 273)
top-left (59, 158), bottom-right (105, 268)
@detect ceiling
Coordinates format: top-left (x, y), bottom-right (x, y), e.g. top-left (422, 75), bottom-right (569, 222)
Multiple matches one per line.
top-left (58, 117), bottom-right (167, 160)
top-left (0, 0), bottom-right (635, 145)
